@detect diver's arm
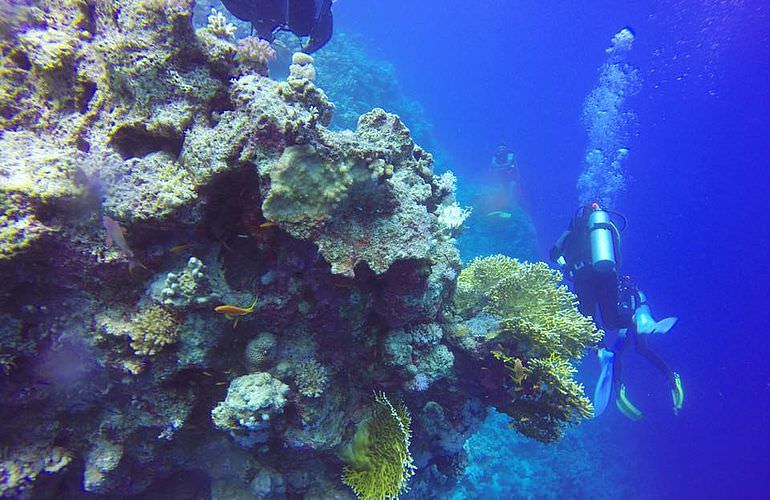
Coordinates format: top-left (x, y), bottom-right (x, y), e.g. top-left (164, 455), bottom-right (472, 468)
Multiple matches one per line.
top-left (550, 230), bottom-right (571, 264)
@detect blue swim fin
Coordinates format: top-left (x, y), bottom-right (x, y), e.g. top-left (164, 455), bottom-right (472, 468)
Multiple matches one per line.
top-left (593, 348), bottom-right (614, 416)
top-left (634, 304), bottom-right (678, 334)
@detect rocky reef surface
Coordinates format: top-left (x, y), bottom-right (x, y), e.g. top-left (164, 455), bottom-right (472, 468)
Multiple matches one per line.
top-left (0, 1), bottom-right (601, 498)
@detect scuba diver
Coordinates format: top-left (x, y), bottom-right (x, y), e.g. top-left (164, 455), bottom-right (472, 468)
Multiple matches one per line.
top-left (550, 203), bottom-right (684, 420)
top-left (221, 0), bottom-right (334, 53)
top-left (490, 144), bottom-right (520, 188)
top-left (488, 144), bottom-right (520, 212)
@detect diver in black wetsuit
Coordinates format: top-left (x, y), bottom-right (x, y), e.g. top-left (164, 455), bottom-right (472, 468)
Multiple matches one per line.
top-left (550, 203), bottom-right (684, 419)
top-left (221, 0), bottom-right (334, 53)
top-left (489, 144), bottom-right (520, 203)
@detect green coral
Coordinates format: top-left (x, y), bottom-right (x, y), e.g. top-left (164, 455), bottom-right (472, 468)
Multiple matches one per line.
top-left (455, 255), bottom-right (602, 359)
top-left (127, 305), bottom-right (179, 357)
top-left (341, 393), bottom-right (415, 500)
top-left (493, 352), bottom-right (593, 443)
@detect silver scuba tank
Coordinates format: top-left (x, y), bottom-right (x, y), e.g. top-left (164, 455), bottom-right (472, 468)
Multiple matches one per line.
top-left (588, 209), bottom-right (617, 272)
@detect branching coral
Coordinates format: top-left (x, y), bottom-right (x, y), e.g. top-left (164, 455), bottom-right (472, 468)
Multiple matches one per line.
top-left (127, 305), bottom-right (179, 357)
top-left (493, 352), bottom-right (594, 443)
top-left (455, 255), bottom-right (602, 359)
top-left (341, 393), bottom-right (416, 500)
top-left (157, 256), bottom-right (216, 308)
top-left (206, 8), bottom-right (236, 38)
top-left (293, 359), bottom-right (329, 398)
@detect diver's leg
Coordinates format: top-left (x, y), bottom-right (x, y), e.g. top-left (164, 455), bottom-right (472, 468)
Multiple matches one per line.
top-left (635, 335), bottom-right (674, 381)
top-left (612, 334), bottom-right (642, 420)
top-left (574, 275), bottom-right (599, 322)
top-left (611, 335), bottom-right (630, 388)
top-left (597, 272), bottom-right (624, 330)
top-left (636, 335), bottom-right (684, 414)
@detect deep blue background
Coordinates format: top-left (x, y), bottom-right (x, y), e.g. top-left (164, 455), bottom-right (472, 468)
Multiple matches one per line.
top-left (334, 1), bottom-right (770, 496)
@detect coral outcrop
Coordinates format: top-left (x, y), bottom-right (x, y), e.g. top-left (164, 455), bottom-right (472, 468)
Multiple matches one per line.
top-left (0, 2), bottom-right (600, 498)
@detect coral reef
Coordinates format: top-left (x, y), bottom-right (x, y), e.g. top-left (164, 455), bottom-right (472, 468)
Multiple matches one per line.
top-left (0, 2), bottom-right (601, 497)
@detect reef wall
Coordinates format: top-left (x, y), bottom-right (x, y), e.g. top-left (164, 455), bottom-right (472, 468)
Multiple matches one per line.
top-left (0, 1), bottom-right (600, 498)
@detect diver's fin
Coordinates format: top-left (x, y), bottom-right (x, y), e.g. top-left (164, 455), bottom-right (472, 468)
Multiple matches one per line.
top-left (593, 348), bottom-right (614, 416)
top-left (652, 317), bottom-right (678, 334)
top-left (616, 384), bottom-right (643, 420)
top-left (671, 372), bottom-right (684, 415)
top-left (304, 0), bottom-right (333, 53)
top-left (634, 304), bottom-right (678, 335)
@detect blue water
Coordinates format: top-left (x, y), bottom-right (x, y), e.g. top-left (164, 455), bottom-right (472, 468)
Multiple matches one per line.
top-left (334, 1), bottom-right (770, 496)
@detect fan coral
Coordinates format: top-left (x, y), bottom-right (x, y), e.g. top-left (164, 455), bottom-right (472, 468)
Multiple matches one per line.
top-left (293, 359), bottom-right (329, 398)
top-left (341, 393), bottom-right (416, 500)
top-left (455, 255), bottom-right (602, 359)
top-left (127, 305), bottom-right (179, 357)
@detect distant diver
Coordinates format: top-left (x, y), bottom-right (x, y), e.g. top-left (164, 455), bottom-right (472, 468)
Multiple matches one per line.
top-left (220, 0), bottom-right (334, 53)
top-left (489, 144), bottom-right (520, 196)
top-left (550, 203), bottom-right (684, 419)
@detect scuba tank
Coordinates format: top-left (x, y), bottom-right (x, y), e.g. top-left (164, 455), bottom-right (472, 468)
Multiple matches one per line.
top-left (587, 206), bottom-right (619, 272)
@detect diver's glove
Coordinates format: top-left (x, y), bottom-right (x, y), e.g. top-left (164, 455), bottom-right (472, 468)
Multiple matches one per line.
top-left (671, 372), bottom-right (684, 415)
top-left (616, 384), bottom-right (643, 421)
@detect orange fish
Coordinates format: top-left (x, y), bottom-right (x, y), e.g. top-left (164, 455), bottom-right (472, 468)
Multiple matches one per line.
top-left (214, 296), bottom-right (258, 328)
top-left (258, 221), bottom-right (278, 229)
top-left (169, 243), bottom-right (197, 254)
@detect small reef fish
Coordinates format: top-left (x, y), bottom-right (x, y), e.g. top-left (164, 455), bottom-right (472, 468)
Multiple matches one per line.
top-left (102, 215), bottom-right (145, 271)
top-left (214, 296), bottom-right (258, 328)
top-left (169, 243), bottom-right (198, 255)
top-left (487, 211), bottom-right (513, 219)
top-left (258, 221), bottom-right (278, 229)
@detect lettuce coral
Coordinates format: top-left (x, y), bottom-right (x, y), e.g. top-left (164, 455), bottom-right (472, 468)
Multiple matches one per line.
top-left (341, 393), bottom-right (416, 500)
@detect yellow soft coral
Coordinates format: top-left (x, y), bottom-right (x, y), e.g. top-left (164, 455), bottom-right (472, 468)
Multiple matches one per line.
top-left (456, 255), bottom-right (602, 359)
top-left (341, 393), bottom-right (415, 500)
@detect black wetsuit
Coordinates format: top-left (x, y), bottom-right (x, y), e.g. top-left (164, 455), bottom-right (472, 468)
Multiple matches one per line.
top-left (551, 208), bottom-right (675, 384)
